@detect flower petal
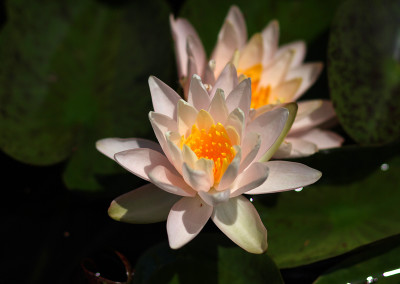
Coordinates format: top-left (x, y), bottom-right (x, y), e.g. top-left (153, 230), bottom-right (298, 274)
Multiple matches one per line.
top-left (275, 41), bottom-right (306, 68)
top-left (226, 5), bottom-right (247, 47)
top-left (166, 132), bottom-right (184, 173)
top-left (182, 162), bottom-right (212, 192)
top-left (269, 78), bottom-right (302, 103)
top-left (289, 128), bottom-right (344, 150)
top-left (167, 195), bottom-right (213, 249)
top-left (246, 161), bottom-right (322, 194)
top-left (295, 100), bottom-right (323, 121)
top-left (178, 100), bottom-right (198, 137)
top-left (225, 78), bottom-right (251, 120)
top-left (198, 188), bottom-right (230, 207)
top-left (225, 108), bottom-right (245, 140)
top-left (283, 138), bottom-right (318, 158)
top-left (188, 75), bottom-right (211, 111)
top-left (212, 196), bottom-right (268, 254)
top-left (261, 20), bottom-right (279, 66)
top-left (96, 138), bottom-right (162, 160)
top-left (208, 88), bottom-right (229, 124)
top-left (108, 183), bottom-right (180, 224)
top-left (210, 63), bottom-right (238, 99)
top-left (114, 148), bottom-right (171, 181)
top-left (271, 140), bottom-right (293, 159)
top-left (149, 111), bottom-right (178, 161)
top-left (291, 100), bottom-right (337, 134)
top-left (286, 63), bottom-right (323, 100)
top-left (239, 132), bottom-right (261, 172)
top-left (169, 15), bottom-right (206, 79)
top-left (196, 109), bottom-right (215, 131)
top-left (149, 76), bottom-right (181, 119)
top-left (259, 49), bottom-right (294, 88)
top-left (231, 162), bottom-right (269, 197)
top-left (218, 145), bottom-right (242, 191)
top-left (238, 33), bottom-right (263, 70)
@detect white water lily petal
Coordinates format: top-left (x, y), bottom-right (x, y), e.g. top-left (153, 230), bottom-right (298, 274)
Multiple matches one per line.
top-left (271, 140), bottom-right (293, 159)
top-left (186, 34), bottom-right (206, 76)
top-left (188, 74), bottom-right (211, 111)
top-left (295, 100), bottom-right (323, 121)
top-left (211, 63), bottom-right (238, 98)
top-left (261, 20), bottom-right (279, 66)
top-left (259, 49), bottom-right (294, 88)
top-left (166, 132), bottom-right (184, 173)
top-left (290, 128), bottom-right (344, 150)
top-left (182, 144), bottom-right (197, 168)
top-left (246, 107), bottom-right (289, 162)
top-left (149, 76), bottom-right (181, 119)
top-left (114, 148), bottom-right (171, 181)
top-left (218, 145), bottom-right (242, 191)
top-left (109, 183), bottom-right (181, 224)
top-left (225, 108), bottom-right (245, 140)
top-left (96, 138), bottom-right (162, 160)
top-left (212, 196), bottom-right (268, 254)
top-left (167, 195), bottom-right (213, 249)
top-left (196, 109), bottom-right (215, 131)
top-left (225, 78), bottom-right (251, 119)
top-left (195, 158), bottom-right (215, 186)
top-left (177, 100), bottom-right (198, 136)
top-left (148, 165), bottom-right (195, 197)
top-left (239, 132), bottom-right (261, 172)
top-left (170, 15), bottom-right (206, 78)
top-left (231, 162), bottom-right (269, 197)
top-left (291, 100), bottom-right (336, 134)
top-left (226, 5), bottom-right (247, 47)
top-left (287, 63), bottom-right (323, 100)
top-left (182, 162), bottom-right (212, 192)
top-left (275, 41), bottom-right (306, 68)
top-left (198, 188), bottom-right (230, 207)
top-left (269, 78), bottom-right (302, 103)
top-left (208, 89), bottom-right (229, 124)
top-left (183, 53), bottom-right (198, 99)
top-left (238, 33), bottom-right (263, 70)
top-left (284, 138), bottom-right (319, 158)
top-left (247, 161), bottom-right (322, 194)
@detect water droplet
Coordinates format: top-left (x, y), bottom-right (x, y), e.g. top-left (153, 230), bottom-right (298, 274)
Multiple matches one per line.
top-left (383, 268), bottom-right (400, 277)
top-left (295, 187), bottom-right (303, 192)
top-left (249, 198), bottom-right (254, 202)
top-left (95, 272), bottom-right (100, 277)
top-left (381, 163), bottom-right (389, 171)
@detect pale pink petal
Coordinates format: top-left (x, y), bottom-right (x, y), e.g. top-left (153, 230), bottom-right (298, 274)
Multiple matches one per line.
top-left (226, 5), bottom-right (247, 47)
top-left (195, 158), bottom-right (215, 186)
top-left (261, 20), bottom-right (279, 66)
top-left (149, 112), bottom-right (178, 160)
top-left (283, 138), bottom-right (318, 158)
top-left (259, 49), bottom-right (294, 88)
top-left (96, 138), bottom-right (162, 160)
top-left (287, 63), bottom-right (323, 100)
top-left (208, 89), bottom-right (229, 123)
top-left (109, 183), bottom-right (181, 224)
top-left (225, 78), bottom-right (251, 119)
top-left (196, 109), bottom-right (215, 131)
top-left (239, 132), bottom-right (261, 172)
top-left (183, 54), bottom-right (198, 100)
top-left (218, 145), bottom-right (242, 191)
top-left (270, 140), bottom-right (293, 159)
top-left (166, 132), bottom-right (184, 174)
top-left (169, 15), bottom-right (206, 78)
top-left (290, 128), bottom-right (344, 150)
top-left (177, 100), bottom-right (198, 136)
top-left (211, 196), bottom-right (268, 254)
top-left (231, 162), bottom-right (269, 197)
top-left (291, 100), bottom-right (337, 134)
top-left (198, 188), bottom-right (230, 207)
top-left (225, 108), bottom-right (245, 140)
top-left (182, 163), bottom-right (212, 192)
top-left (182, 144), bottom-right (197, 168)
top-left (238, 34), bottom-right (263, 70)
top-left (148, 165), bottom-right (195, 197)
top-left (210, 63), bottom-right (238, 99)
top-left (211, 21), bottom-right (241, 77)
top-left (269, 78), bottom-right (302, 103)
top-left (246, 161), bottom-right (322, 194)
top-left (275, 41), bottom-right (306, 68)
top-left (186, 34), bottom-right (206, 76)
top-left (167, 195), bottom-right (213, 249)
top-left (114, 148), bottom-right (171, 181)
top-left (203, 62), bottom-right (216, 87)
top-left (295, 100), bottom-right (323, 121)
top-left (188, 75), bottom-right (211, 111)
top-left (149, 76), bottom-right (181, 119)
top-left (246, 107), bottom-right (289, 162)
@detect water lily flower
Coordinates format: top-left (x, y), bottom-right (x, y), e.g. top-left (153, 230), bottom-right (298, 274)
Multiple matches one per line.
top-left (170, 6), bottom-right (344, 158)
top-left (96, 65), bottom-right (322, 253)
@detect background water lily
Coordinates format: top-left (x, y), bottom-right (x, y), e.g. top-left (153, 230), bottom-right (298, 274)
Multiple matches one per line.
top-left (170, 5), bottom-right (344, 158)
top-left (97, 66), bottom-right (322, 253)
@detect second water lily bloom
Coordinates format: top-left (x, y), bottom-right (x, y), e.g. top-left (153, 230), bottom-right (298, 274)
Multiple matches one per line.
top-left (96, 66), bottom-right (322, 254)
top-left (170, 5), bottom-right (344, 158)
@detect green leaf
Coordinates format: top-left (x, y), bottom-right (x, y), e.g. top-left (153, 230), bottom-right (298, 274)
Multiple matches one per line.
top-left (328, 0), bottom-right (400, 145)
top-left (0, 0), bottom-right (173, 192)
top-left (253, 145), bottom-right (400, 268)
top-left (314, 235), bottom-right (400, 284)
top-left (180, 0), bottom-right (344, 53)
top-left (133, 234), bottom-right (284, 284)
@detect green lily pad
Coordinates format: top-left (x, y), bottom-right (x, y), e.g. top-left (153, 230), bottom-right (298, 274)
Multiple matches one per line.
top-left (252, 145), bottom-right (400, 268)
top-left (0, 0), bottom-right (172, 192)
top-left (328, 0), bottom-right (400, 145)
top-left (315, 235), bottom-right (400, 284)
top-left (180, 0), bottom-right (344, 53)
top-left (133, 234), bottom-right (284, 284)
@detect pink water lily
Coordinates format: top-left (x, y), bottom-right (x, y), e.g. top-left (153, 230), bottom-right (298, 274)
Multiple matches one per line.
top-left (170, 5), bottom-right (344, 158)
top-left (96, 66), bottom-right (322, 253)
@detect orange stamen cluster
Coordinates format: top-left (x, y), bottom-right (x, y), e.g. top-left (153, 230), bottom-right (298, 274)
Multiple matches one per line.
top-left (238, 63), bottom-right (275, 109)
top-left (181, 123), bottom-right (235, 184)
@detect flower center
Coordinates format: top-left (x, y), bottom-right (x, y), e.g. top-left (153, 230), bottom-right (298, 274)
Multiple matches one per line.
top-left (238, 63), bottom-right (278, 109)
top-left (181, 123), bottom-right (235, 183)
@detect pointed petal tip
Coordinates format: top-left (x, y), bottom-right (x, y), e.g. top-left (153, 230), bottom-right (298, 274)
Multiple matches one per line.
top-left (108, 200), bottom-right (126, 221)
